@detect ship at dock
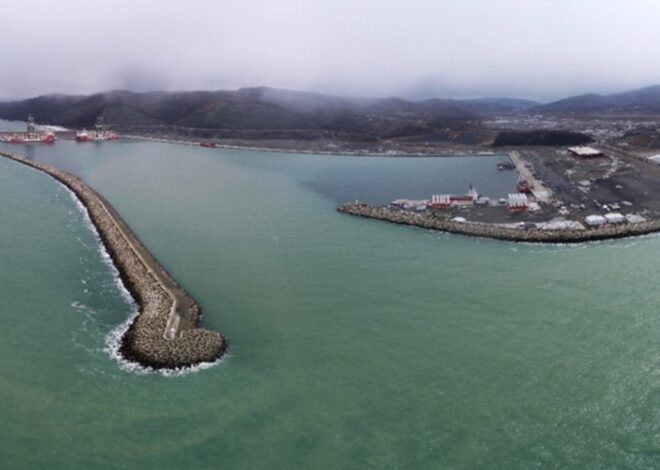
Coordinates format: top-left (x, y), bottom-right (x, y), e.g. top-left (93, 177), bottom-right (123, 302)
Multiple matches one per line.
top-left (75, 116), bottom-right (119, 142)
top-left (517, 177), bottom-right (532, 193)
top-left (0, 115), bottom-right (56, 144)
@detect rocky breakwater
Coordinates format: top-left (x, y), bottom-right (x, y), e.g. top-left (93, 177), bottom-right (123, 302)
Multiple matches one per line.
top-left (0, 150), bottom-right (226, 369)
top-left (338, 202), bottom-right (660, 243)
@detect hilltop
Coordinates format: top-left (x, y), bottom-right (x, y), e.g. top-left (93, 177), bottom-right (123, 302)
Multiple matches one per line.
top-left (4, 85), bottom-right (660, 151)
top-left (0, 87), bottom-right (536, 140)
top-left (535, 85), bottom-right (660, 114)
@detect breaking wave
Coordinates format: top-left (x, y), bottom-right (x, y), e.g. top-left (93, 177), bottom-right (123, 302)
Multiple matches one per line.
top-left (62, 183), bottom-right (224, 376)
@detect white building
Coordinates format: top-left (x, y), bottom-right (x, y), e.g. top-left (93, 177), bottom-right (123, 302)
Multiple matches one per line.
top-left (568, 146), bottom-right (603, 158)
top-left (585, 215), bottom-right (607, 226)
top-left (604, 213), bottom-right (625, 224)
top-left (507, 193), bottom-right (529, 212)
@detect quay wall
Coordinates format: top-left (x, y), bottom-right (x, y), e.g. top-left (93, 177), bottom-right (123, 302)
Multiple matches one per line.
top-left (0, 150), bottom-right (226, 369)
top-left (338, 202), bottom-right (660, 243)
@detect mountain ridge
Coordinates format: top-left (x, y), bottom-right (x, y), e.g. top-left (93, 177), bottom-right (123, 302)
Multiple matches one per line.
top-left (534, 85), bottom-right (660, 114)
top-left (0, 87), bottom-right (536, 138)
top-left (2, 85), bottom-right (660, 138)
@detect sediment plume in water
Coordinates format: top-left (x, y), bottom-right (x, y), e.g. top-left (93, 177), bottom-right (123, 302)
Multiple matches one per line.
top-left (0, 150), bottom-right (226, 369)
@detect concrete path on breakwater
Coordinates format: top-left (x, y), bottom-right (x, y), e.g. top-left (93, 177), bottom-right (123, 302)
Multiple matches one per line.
top-left (0, 150), bottom-right (225, 369)
top-left (92, 189), bottom-right (189, 337)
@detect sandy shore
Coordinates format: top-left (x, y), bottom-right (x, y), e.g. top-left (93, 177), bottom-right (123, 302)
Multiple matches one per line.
top-left (0, 150), bottom-right (226, 369)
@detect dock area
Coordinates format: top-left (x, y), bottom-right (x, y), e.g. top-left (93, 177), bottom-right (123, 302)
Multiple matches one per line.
top-left (0, 150), bottom-right (226, 369)
top-left (509, 150), bottom-right (552, 203)
top-left (338, 201), bottom-right (660, 243)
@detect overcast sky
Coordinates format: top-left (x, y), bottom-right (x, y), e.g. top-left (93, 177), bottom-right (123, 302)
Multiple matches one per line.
top-left (1, 0), bottom-right (660, 102)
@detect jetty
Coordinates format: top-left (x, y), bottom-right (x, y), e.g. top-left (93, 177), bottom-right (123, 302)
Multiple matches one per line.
top-left (509, 150), bottom-right (552, 203)
top-left (338, 202), bottom-right (660, 243)
top-left (0, 150), bottom-right (226, 369)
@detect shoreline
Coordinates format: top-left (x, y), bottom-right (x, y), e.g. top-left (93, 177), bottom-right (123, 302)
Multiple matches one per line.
top-left (0, 150), bottom-right (227, 370)
top-left (338, 202), bottom-right (660, 244)
top-left (122, 134), bottom-right (498, 158)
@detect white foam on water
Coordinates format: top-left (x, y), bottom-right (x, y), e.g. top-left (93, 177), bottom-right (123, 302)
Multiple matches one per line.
top-left (63, 185), bottom-right (135, 305)
top-left (62, 181), bottom-right (225, 376)
top-left (103, 307), bottom-right (226, 377)
top-left (69, 299), bottom-right (103, 349)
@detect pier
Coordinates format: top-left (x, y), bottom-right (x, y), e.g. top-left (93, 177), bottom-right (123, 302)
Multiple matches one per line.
top-left (509, 150), bottom-right (552, 203)
top-left (0, 150), bottom-right (226, 369)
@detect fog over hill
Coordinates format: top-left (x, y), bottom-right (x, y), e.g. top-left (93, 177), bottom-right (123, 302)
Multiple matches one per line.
top-left (3, 1), bottom-right (660, 101)
top-left (0, 87), bottom-right (539, 138)
top-left (2, 84), bottom-right (660, 139)
top-left (535, 85), bottom-right (660, 114)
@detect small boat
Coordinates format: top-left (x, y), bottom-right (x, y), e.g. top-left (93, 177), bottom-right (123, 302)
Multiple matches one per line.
top-left (200, 142), bottom-right (217, 148)
top-left (75, 130), bottom-right (92, 142)
top-left (75, 116), bottom-right (120, 142)
top-left (497, 160), bottom-right (515, 171)
top-left (517, 178), bottom-right (532, 193)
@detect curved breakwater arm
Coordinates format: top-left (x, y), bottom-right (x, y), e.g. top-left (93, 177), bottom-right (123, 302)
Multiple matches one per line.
top-left (338, 202), bottom-right (660, 243)
top-left (0, 150), bottom-right (226, 369)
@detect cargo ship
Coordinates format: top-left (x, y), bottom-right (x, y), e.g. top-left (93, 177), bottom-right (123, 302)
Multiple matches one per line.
top-left (75, 116), bottom-right (119, 142)
top-left (0, 115), bottom-right (56, 144)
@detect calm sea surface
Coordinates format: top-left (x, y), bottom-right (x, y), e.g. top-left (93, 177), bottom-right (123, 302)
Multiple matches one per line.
top-left (1, 125), bottom-right (660, 468)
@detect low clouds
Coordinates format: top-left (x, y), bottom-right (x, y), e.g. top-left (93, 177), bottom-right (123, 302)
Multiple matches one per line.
top-left (1, 0), bottom-right (660, 101)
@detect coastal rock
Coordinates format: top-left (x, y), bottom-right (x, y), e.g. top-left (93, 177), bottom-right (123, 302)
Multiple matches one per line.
top-left (338, 202), bottom-right (660, 243)
top-left (0, 150), bottom-right (226, 370)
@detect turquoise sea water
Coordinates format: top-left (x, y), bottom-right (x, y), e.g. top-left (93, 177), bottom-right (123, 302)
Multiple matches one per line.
top-left (2, 132), bottom-right (660, 468)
